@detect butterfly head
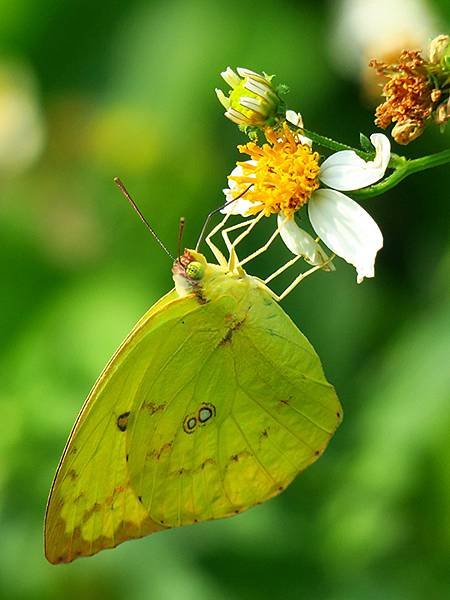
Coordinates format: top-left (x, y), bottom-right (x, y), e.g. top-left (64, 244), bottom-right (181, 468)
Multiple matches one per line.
top-left (172, 250), bottom-right (209, 298)
top-left (173, 249), bottom-right (249, 302)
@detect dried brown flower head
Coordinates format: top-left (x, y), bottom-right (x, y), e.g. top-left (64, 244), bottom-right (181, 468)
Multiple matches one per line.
top-left (370, 34), bottom-right (450, 144)
top-left (369, 50), bottom-right (436, 144)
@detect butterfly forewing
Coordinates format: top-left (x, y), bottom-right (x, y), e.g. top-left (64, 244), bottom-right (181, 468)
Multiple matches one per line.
top-left (44, 291), bottom-right (201, 563)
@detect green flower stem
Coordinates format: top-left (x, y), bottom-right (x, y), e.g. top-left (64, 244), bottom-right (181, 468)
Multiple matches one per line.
top-left (287, 123), bottom-right (449, 199)
top-left (292, 125), bottom-right (450, 198)
top-left (352, 148), bottom-right (450, 199)
top-left (294, 125), bottom-right (403, 167)
top-left (296, 126), bottom-right (365, 155)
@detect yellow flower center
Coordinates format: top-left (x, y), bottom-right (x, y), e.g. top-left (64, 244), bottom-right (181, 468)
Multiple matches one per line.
top-left (230, 123), bottom-right (320, 218)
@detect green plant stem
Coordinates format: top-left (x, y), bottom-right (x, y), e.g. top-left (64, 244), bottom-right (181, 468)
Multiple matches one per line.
top-left (294, 126), bottom-right (403, 167)
top-left (351, 148), bottom-right (450, 199)
top-left (289, 124), bottom-right (450, 198)
top-left (298, 127), bottom-right (366, 155)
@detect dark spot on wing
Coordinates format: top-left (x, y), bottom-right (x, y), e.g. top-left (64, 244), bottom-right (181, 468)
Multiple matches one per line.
top-left (117, 412), bottom-right (130, 432)
top-left (144, 402), bottom-right (166, 415)
top-left (195, 290), bottom-right (208, 305)
top-left (220, 329), bottom-right (233, 345)
top-left (229, 450), bottom-right (251, 464)
top-left (67, 469), bottom-right (77, 481)
top-left (138, 496), bottom-right (143, 503)
top-left (201, 458), bottom-right (215, 470)
top-left (147, 442), bottom-right (173, 462)
top-left (219, 317), bottom-right (246, 346)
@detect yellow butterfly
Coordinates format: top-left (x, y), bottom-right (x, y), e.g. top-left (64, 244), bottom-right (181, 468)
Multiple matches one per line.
top-left (45, 181), bottom-right (342, 563)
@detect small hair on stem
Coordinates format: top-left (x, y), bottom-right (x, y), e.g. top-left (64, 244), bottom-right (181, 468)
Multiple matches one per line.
top-left (113, 177), bottom-right (175, 261)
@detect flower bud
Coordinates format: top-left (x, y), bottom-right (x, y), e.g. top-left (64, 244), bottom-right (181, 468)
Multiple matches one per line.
top-left (216, 67), bottom-right (281, 127)
top-left (429, 34), bottom-right (450, 69)
top-left (435, 96), bottom-right (450, 125)
top-left (391, 120), bottom-right (424, 144)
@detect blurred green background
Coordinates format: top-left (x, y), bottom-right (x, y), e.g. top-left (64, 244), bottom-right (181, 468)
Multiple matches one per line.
top-left (1, 0), bottom-right (449, 598)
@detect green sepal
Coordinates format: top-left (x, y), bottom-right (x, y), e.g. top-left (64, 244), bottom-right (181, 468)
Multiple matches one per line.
top-left (359, 133), bottom-right (373, 152)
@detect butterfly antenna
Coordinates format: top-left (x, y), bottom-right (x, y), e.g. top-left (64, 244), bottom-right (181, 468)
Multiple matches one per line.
top-left (114, 177), bottom-right (175, 261)
top-left (177, 216), bottom-right (185, 262)
top-left (195, 185), bottom-right (253, 251)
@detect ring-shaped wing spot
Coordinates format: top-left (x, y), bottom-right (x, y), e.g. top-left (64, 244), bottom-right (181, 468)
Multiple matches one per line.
top-left (183, 415), bottom-right (197, 434)
top-left (198, 403), bottom-right (216, 424)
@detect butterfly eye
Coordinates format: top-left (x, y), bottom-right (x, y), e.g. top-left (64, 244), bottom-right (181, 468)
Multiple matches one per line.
top-left (186, 261), bottom-right (205, 280)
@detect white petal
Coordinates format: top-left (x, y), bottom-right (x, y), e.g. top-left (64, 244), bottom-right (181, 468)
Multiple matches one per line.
top-left (285, 110), bottom-right (312, 146)
top-left (285, 110), bottom-right (303, 128)
top-left (236, 67), bottom-right (266, 83)
top-left (277, 214), bottom-right (334, 270)
top-left (369, 133), bottom-right (391, 172)
top-left (220, 67), bottom-right (241, 88)
top-left (221, 163), bottom-right (257, 215)
top-left (215, 88), bottom-right (230, 109)
top-left (319, 133), bottom-right (391, 191)
top-left (308, 189), bottom-right (383, 283)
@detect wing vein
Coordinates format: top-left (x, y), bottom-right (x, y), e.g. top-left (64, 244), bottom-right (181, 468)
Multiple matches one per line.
top-left (237, 335), bottom-right (335, 432)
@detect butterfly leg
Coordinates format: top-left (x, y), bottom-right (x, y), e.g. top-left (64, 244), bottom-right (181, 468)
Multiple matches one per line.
top-left (205, 212), bottom-right (230, 266)
top-left (239, 219), bottom-right (285, 267)
top-left (264, 255), bottom-right (302, 284)
top-left (196, 185), bottom-right (253, 252)
top-left (222, 213), bottom-right (265, 269)
top-left (221, 218), bottom-right (256, 252)
top-left (272, 254), bottom-right (336, 301)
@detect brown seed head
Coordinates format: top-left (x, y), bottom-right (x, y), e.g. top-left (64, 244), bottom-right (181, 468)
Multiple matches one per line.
top-left (369, 50), bottom-right (437, 144)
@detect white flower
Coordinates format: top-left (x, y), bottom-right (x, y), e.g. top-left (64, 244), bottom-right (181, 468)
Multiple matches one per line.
top-left (222, 163), bottom-right (260, 215)
top-left (223, 130), bottom-right (390, 283)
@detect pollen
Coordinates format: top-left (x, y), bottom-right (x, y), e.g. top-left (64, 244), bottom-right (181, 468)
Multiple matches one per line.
top-left (229, 123), bottom-right (320, 218)
top-left (369, 50), bottom-right (437, 144)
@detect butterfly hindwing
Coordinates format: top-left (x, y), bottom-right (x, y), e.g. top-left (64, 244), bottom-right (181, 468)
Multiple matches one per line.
top-left (127, 284), bottom-right (341, 528)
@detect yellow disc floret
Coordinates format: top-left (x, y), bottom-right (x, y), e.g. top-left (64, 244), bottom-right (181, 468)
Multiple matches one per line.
top-left (230, 123), bottom-right (320, 218)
